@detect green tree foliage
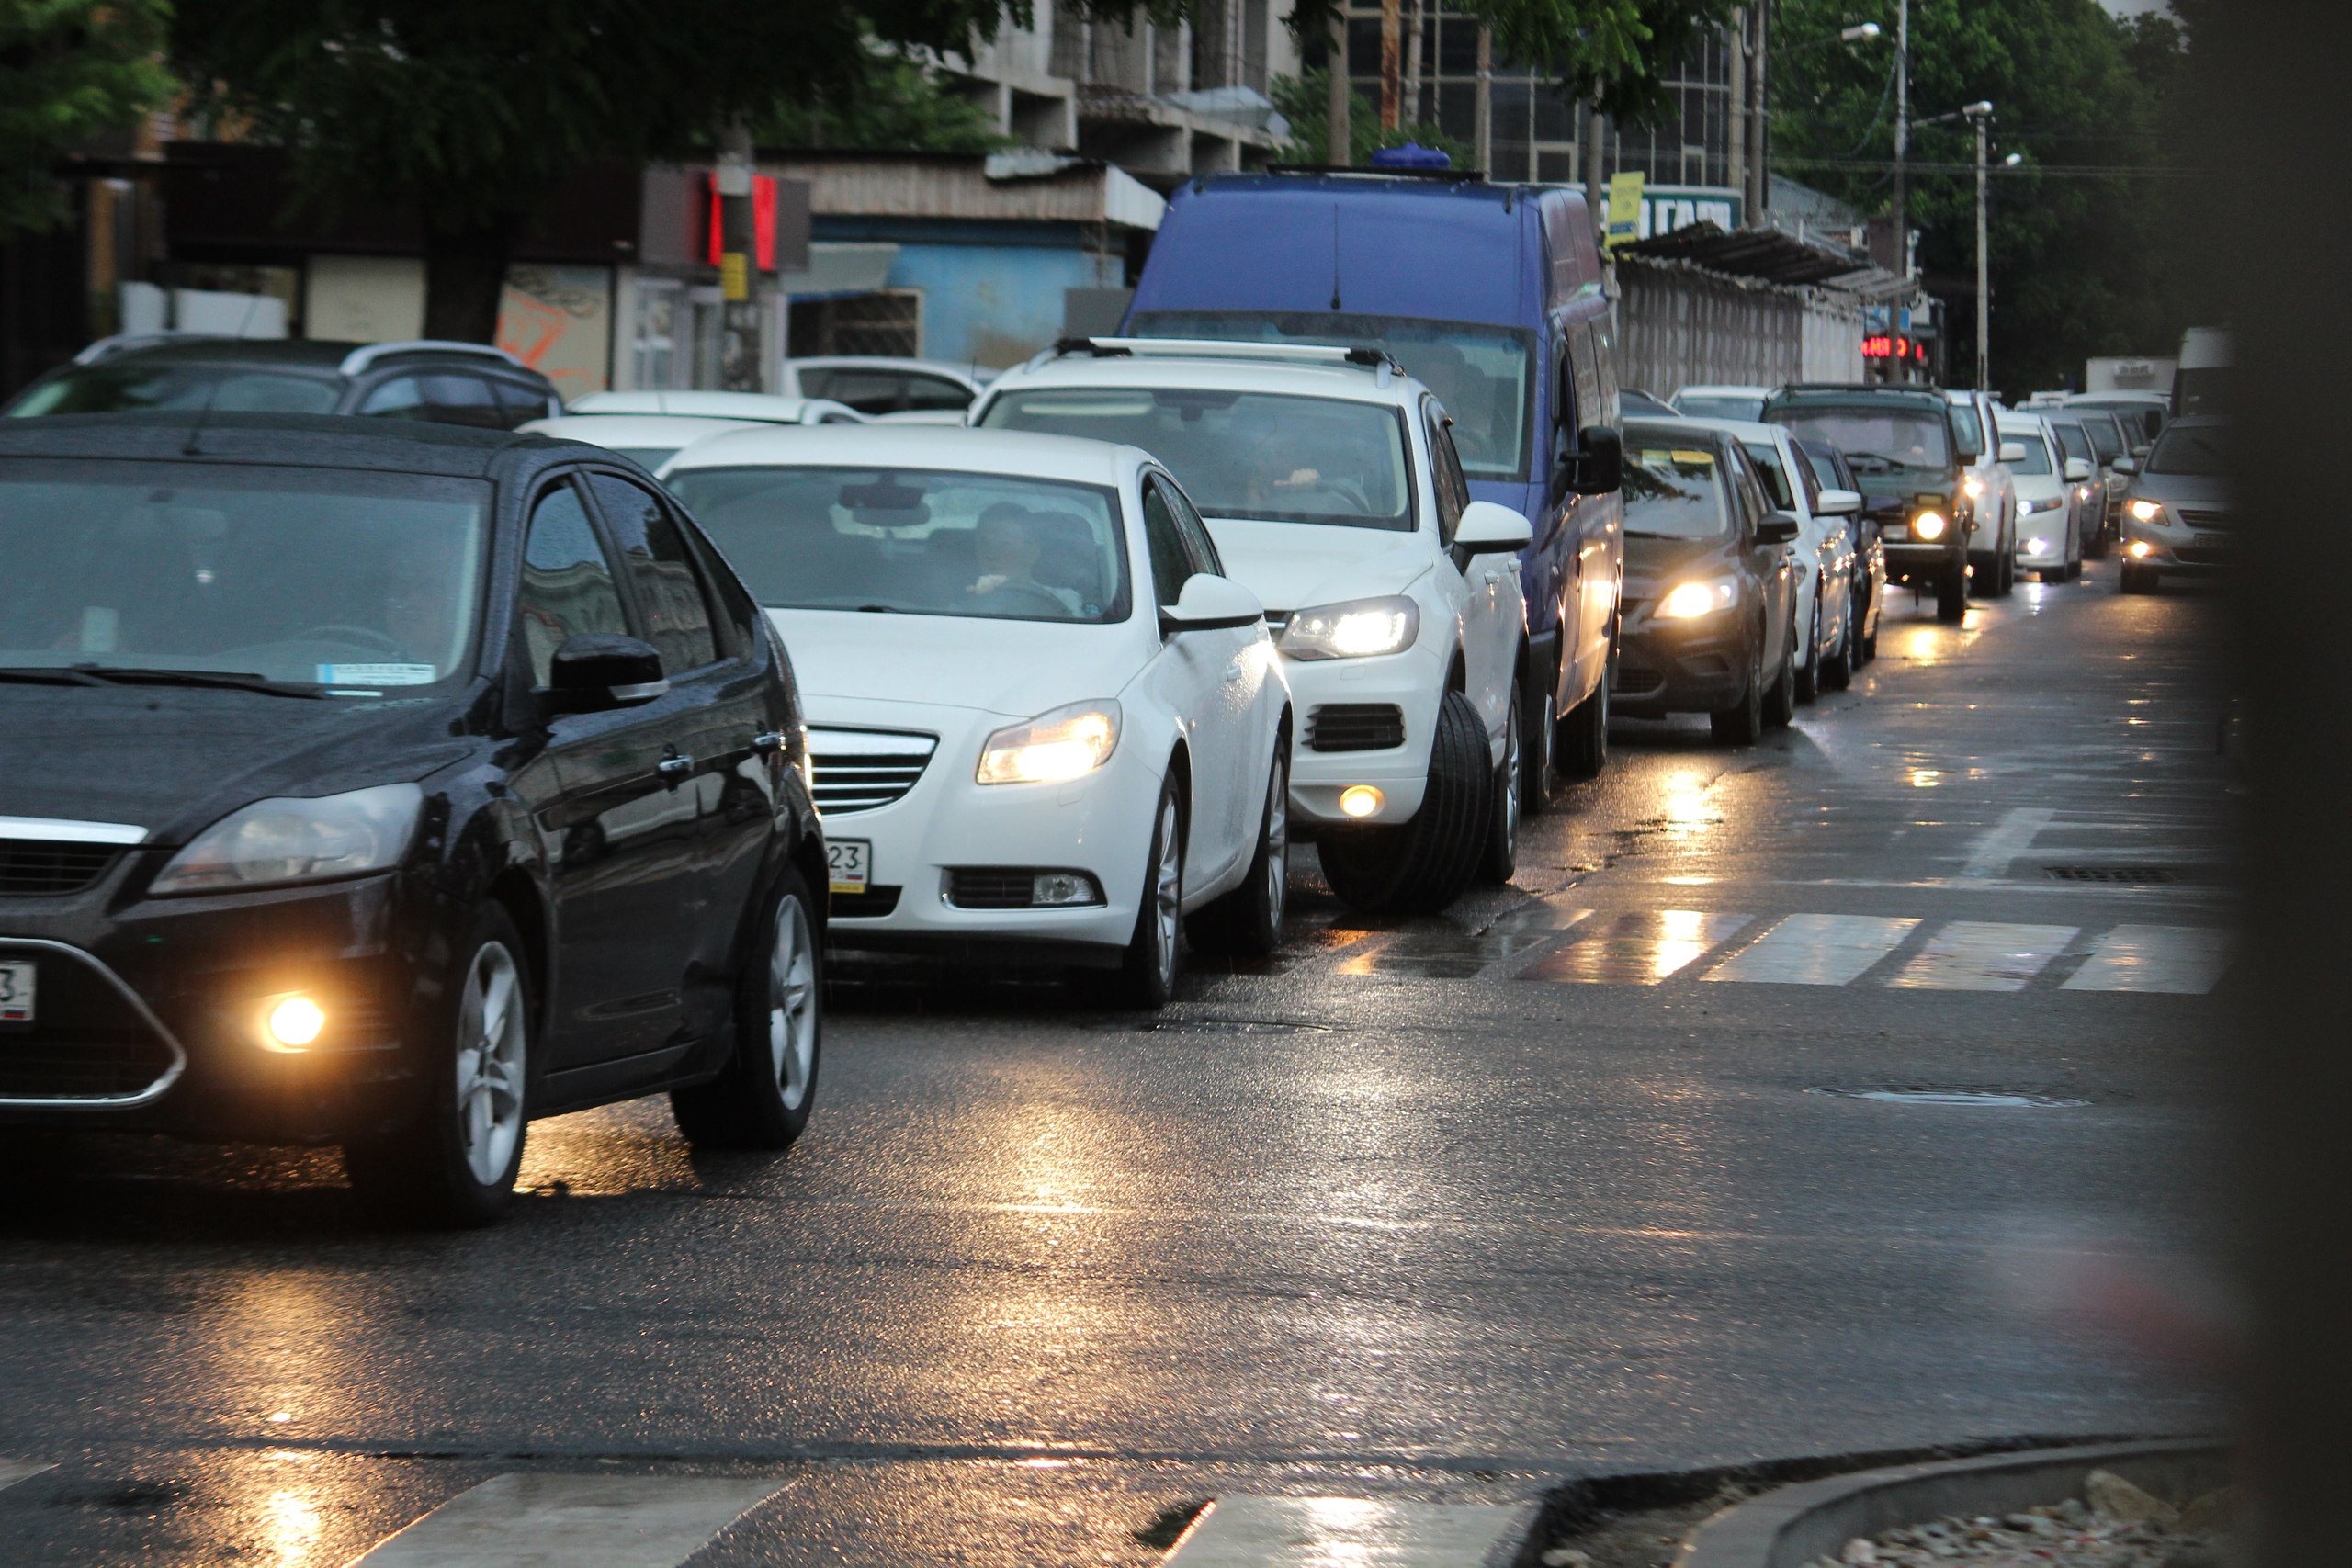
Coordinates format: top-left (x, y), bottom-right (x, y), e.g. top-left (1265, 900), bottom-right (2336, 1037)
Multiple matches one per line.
top-left (770, 56), bottom-right (1015, 154)
top-left (1270, 69), bottom-right (1467, 166)
top-left (0, 0), bottom-right (173, 241)
top-left (1771, 0), bottom-right (2199, 393)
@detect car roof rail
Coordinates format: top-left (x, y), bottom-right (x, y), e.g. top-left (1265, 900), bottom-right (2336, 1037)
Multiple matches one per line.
top-left (1050, 336), bottom-right (1403, 378)
top-left (73, 331), bottom-right (206, 366)
top-left (338, 339), bottom-right (525, 377)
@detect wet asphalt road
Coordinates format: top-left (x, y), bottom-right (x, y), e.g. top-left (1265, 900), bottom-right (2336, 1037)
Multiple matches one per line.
top-left (0, 561), bottom-right (2231, 1565)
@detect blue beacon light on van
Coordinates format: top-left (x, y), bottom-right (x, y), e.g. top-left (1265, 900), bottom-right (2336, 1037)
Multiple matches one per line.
top-left (1368, 143), bottom-right (1453, 170)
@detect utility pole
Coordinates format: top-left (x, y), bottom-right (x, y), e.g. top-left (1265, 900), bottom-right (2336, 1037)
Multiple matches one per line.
top-left (1474, 24), bottom-right (1493, 175)
top-left (1327, 9), bottom-right (1351, 163)
top-left (716, 121), bottom-right (761, 393)
top-left (1379, 0), bottom-right (1401, 131)
top-left (1969, 102), bottom-right (1992, 392)
top-left (1746, 1), bottom-right (1770, 226)
top-left (1893, 0), bottom-right (1909, 283)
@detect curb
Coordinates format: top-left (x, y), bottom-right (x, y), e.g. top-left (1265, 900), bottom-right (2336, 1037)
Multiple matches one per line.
top-left (1672, 1438), bottom-right (2228, 1568)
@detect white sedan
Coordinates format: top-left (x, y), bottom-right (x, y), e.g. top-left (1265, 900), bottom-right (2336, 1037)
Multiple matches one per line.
top-left (662, 425), bottom-right (1292, 1007)
top-left (1996, 412), bottom-right (2082, 581)
top-left (567, 390), bottom-right (867, 424)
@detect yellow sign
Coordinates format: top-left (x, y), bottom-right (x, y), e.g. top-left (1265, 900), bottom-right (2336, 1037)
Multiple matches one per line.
top-left (1604, 172), bottom-right (1645, 252)
top-left (718, 251), bottom-right (750, 303)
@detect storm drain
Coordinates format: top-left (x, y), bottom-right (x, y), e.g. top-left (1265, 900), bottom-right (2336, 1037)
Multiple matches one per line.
top-left (2043, 864), bottom-right (2181, 885)
top-left (1811, 1087), bottom-right (2089, 1109)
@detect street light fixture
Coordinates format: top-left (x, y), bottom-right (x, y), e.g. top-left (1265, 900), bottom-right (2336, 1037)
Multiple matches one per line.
top-left (1839, 23), bottom-right (1882, 42)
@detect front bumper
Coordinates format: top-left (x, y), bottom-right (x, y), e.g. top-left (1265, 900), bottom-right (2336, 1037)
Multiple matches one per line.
top-left (810, 697), bottom-right (1161, 961)
top-left (2122, 529), bottom-right (2233, 574)
top-left (0, 865), bottom-right (438, 1142)
top-left (1613, 599), bottom-right (1746, 716)
top-left (1278, 640), bottom-right (1445, 831)
top-left (2013, 508), bottom-right (2072, 568)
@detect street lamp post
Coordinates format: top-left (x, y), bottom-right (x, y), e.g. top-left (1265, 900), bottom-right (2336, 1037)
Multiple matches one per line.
top-left (1894, 0), bottom-right (1909, 288)
top-left (1966, 100), bottom-right (1992, 392)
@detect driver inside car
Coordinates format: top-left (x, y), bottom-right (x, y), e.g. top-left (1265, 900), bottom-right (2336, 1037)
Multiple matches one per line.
top-left (967, 503), bottom-right (1081, 615)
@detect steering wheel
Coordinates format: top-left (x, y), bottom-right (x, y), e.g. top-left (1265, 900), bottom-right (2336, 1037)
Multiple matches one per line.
top-left (976, 582), bottom-right (1070, 615)
top-left (291, 625), bottom-right (407, 656)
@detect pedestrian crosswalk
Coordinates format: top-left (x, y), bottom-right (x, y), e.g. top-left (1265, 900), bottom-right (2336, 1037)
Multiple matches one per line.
top-left (349, 1472), bottom-right (789, 1566)
top-left (1348, 904), bottom-right (2234, 994)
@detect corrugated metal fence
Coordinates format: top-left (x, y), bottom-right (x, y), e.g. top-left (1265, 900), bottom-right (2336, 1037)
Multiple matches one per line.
top-left (1613, 255), bottom-right (1866, 398)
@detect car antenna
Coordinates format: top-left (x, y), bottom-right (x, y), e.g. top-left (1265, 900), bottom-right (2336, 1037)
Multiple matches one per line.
top-left (181, 288), bottom-right (268, 457)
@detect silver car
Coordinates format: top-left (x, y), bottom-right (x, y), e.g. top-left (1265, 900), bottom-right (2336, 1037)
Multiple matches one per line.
top-left (2119, 418), bottom-right (2232, 593)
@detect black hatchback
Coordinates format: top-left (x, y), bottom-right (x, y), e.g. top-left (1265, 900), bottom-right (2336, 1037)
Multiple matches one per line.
top-left (0, 414), bottom-right (826, 1224)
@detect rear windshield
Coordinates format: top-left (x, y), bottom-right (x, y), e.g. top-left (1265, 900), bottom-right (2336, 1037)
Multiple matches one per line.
top-left (8, 364), bottom-right (340, 418)
top-left (669, 466), bottom-right (1131, 623)
top-left (0, 460), bottom-right (487, 689)
top-left (2145, 423), bottom-right (2230, 478)
top-left (1128, 310), bottom-right (1532, 482)
top-left (1765, 405), bottom-right (1952, 478)
top-left (1675, 393), bottom-right (1766, 423)
top-left (1623, 444), bottom-right (1730, 539)
top-left (983, 388), bottom-right (1416, 531)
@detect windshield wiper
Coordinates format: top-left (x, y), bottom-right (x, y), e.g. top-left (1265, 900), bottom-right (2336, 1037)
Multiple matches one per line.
top-left (0, 666), bottom-right (111, 687)
top-left (1840, 451), bottom-right (1902, 472)
top-left (66, 666), bottom-right (327, 699)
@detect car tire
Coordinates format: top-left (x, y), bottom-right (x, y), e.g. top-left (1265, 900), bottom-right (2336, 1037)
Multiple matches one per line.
top-left (1555, 649), bottom-right (1610, 783)
top-left (1521, 656), bottom-right (1556, 817)
top-left (1760, 625), bottom-right (1796, 729)
top-left (1712, 642), bottom-right (1766, 745)
top-left (1794, 598), bottom-right (1821, 705)
top-left (1081, 776), bottom-right (1184, 1008)
top-left (670, 867), bottom-right (822, 1150)
top-left (1318, 690), bottom-right (1491, 916)
top-left (1189, 739), bottom-right (1289, 957)
top-left (1997, 540), bottom-right (2017, 596)
top-left (1822, 611), bottom-right (1853, 692)
top-left (1478, 678), bottom-right (1521, 886)
top-left (344, 905), bottom-right (534, 1229)
top-left (1936, 561), bottom-right (1968, 623)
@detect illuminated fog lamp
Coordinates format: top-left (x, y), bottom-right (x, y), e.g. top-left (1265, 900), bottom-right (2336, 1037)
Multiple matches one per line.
top-left (1912, 511), bottom-right (1948, 540)
top-left (260, 994), bottom-right (327, 1051)
top-left (2130, 540), bottom-right (2154, 559)
top-left (2026, 536), bottom-right (2050, 555)
top-left (1339, 785), bottom-right (1385, 819)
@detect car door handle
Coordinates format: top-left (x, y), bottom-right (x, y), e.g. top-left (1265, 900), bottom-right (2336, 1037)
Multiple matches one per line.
top-left (657, 754), bottom-right (695, 778)
top-left (751, 729), bottom-right (786, 754)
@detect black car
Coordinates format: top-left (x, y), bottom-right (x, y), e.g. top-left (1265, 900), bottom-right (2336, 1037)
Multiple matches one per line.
top-left (1761, 385), bottom-right (1979, 624)
top-left (0, 414), bottom-right (825, 1225)
top-left (4, 336), bottom-right (560, 429)
top-left (1612, 420), bottom-right (1801, 744)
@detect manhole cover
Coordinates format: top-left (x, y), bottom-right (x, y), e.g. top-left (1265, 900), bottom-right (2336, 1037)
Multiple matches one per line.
top-left (2044, 864), bottom-right (2181, 885)
top-left (1812, 1087), bottom-right (2089, 1109)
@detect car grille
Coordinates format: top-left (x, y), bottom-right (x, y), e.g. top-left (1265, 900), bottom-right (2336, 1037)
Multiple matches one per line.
top-left (1306, 703), bottom-right (1406, 752)
top-left (1612, 664), bottom-right (1667, 699)
top-left (944, 869), bottom-right (1040, 909)
top-left (828, 886), bottom-right (902, 919)
top-left (0, 840), bottom-right (119, 897)
top-left (2177, 508), bottom-right (2233, 530)
top-left (0, 942), bottom-right (181, 1104)
top-left (808, 728), bottom-right (937, 816)
top-left (2176, 547), bottom-right (2235, 567)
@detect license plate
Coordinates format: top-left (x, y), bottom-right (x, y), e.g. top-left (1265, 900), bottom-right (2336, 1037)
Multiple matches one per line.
top-left (1883, 524), bottom-right (1909, 542)
top-left (0, 961), bottom-right (33, 1022)
top-left (2194, 534), bottom-right (2230, 550)
top-left (826, 839), bottom-right (871, 895)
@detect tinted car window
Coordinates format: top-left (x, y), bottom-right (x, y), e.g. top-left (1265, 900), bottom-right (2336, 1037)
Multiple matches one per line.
top-left (493, 380), bottom-right (553, 427)
top-left (424, 375), bottom-right (503, 428)
top-left (1159, 479), bottom-right (1226, 578)
top-left (589, 473), bottom-right (718, 671)
top-left (902, 375), bottom-right (975, 413)
top-left (518, 481), bottom-right (631, 686)
top-left (1766, 406), bottom-right (1952, 477)
top-left (2146, 423), bottom-right (2230, 477)
top-left (6, 365), bottom-right (338, 418)
top-left (357, 377), bottom-right (433, 420)
top-left (1140, 482), bottom-right (1195, 610)
top-left (1742, 442), bottom-right (1795, 511)
top-left (797, 368), bottom-right (931, 415)
top-left (1424, 401), bottom-right (1468, 547)
top-left (2080, 415), bottom-right (2125, 461)
top-left (2051, 422), bottom-right (2094, 463)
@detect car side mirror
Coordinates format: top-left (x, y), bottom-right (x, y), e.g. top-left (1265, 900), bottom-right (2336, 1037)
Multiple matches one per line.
top-left (2110, 456), bottom-right (2140, 476)
top-left (2064, 457), bottom-right (2092, 481)
top-left (543, 632), bottom-right (668, 713)
top-left (1997, 441), bottom-right (2027, 464)
top-left (1455, 500), bottom-right (1534, 557)
top-left (1815, 487), bottom-right (1862, 517)
top-left (1564, 423), bottom-right (1623, 496)
top-left (1159, 573), bottom-right (1264, 637)
top-left (1756, 512), bottom-right (1802, 546)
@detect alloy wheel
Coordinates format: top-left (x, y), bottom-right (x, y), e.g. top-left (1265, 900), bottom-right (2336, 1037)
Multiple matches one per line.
top-left (1262, 753), bottom-right (1289, 932)
top-left (1498, 688), bottom-right (1521, 862)
top-left (454, 941), bottom-right (527, 1188)
top-left (1150, 795), bottom-right (1182, 988)
top-left (765, 895), bottom-right (820, 1111)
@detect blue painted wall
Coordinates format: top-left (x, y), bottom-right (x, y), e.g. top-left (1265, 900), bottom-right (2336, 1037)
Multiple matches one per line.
top-left (811, 218), bottom-right (1125, 370)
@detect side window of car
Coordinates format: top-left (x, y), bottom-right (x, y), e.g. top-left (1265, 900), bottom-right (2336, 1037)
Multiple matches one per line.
top-left (424, 375), bottom-right (505, 429)
top-left (1159, 477), bottom-right (1225, 578)
top-left (588, 472), bottom-right (719, 672)
top-left (517, 479), bottom-right (631, 687)
top-left (492, 379), bottom-right (553, 429)
top-left (903, 375), bottom-right (974, 414)
top-left (1730, 447), bottom-right (1770, 539)
top-left (1790, 444), bottom-right (1825, 511)
top-left (1423, 400), bottom-right (1468, 547)
top-left (356, 376), bottom-right (433, 420)
top-left (1139, 482), bottom-right (1194, 612)
top-left (1590, 321), bottom-right (1621, 421)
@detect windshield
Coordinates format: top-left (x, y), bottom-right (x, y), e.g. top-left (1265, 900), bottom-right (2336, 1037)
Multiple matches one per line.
top-left (0, 461), bottom-right (486, 689)
top-left (982, 389), bottom-right (1415, 531)
top-left (1127, 310), bottom-right (1532, 481)
top-left (1623, 443), bottom-right (1730, 539)
top-left (2081, 415), bottom-right (2125, 460)
top-left (1998, 427), bottom-right (2054, 475)
top-left (1765, 406), bottom-right (1952, 478)
top-left (1676, 393), bottom-right (1767, 422)
top-left (2146, 423), bottom-right (2230, 478)
top-left (669, 467), bottom-right (1130, 622)
top-left (7, 364), bottom-right (340, 418)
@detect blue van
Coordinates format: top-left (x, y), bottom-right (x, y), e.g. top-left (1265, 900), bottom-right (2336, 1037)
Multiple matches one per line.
top-left (1122, 171), bottom-right (1626, 787)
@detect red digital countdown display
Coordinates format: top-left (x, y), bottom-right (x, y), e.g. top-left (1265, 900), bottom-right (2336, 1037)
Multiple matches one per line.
top-left (1862, 333), bottom-right (1931, 364)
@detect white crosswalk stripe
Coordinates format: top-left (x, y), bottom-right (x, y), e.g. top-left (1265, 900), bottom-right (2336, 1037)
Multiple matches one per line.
top-left (1162, 1495), bottom-right (1537, 1567)
top-left (1701, 914), bottom-right (1921, 986)
top-left (1887, 921), bottom-right (2079, 992)
top-left (345, 1473), bottom-right (787, 1568)
top-left (0, 1459), bottom-right (53, 1493)
top-left (2064, 924), bottom-right (2234, 994)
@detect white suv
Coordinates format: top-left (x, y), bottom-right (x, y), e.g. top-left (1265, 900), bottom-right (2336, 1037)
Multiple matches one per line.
top-left (974, 340), bottom-right (1533, 915)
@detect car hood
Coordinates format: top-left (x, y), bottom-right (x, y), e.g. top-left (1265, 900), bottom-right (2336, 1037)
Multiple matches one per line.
top-left (769, 608), bottom-right (1138, 718)
top-left (2013, 474), bottom-right (2068, 503)
top-left (2132, 472), bottom-right (2233, 510)
top-left (1623, 533), bottom-right (1736, 592)
top-left (1198, 517), bottom-right (1432, 614)
top-left (0, 684), bottom-right (477, 845)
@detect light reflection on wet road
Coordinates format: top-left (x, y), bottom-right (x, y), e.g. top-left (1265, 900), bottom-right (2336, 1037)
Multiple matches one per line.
top-left (0, 567), bottom-right (2229, 1566)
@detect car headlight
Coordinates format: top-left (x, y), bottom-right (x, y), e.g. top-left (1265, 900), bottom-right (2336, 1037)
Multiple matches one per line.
top-left (2128, 499), bottom-right (2165, 525)
top-left (2023, 495), bottom-right (2064, 513)
top-left (977, 700), bottom-right (1121, 784)
top-left (1278, 596), bottom-right (1421, 660)
top-left (1962, 476), bottom-right (1987, 500)
top-left (151, 783), bottom-right (423, 895)
top-left (1656, 578), bottom-right (1736, 620)
top-left (1913, 511), bottom-right (1949, 540)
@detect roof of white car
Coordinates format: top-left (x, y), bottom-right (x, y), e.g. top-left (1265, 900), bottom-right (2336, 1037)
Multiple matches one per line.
top-left (785, 355), bottom-right (986, 388)
top-left (658, 422), bottom-right (1141, 487)
top-left (521, 413), bottom-right (769, 447)
top-left (1676, 384), bottom-right (1773, 397)
top-left (566, 390), bottom-right (857, 423)
top-left (984, 344), bottom-right (1424, 409)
